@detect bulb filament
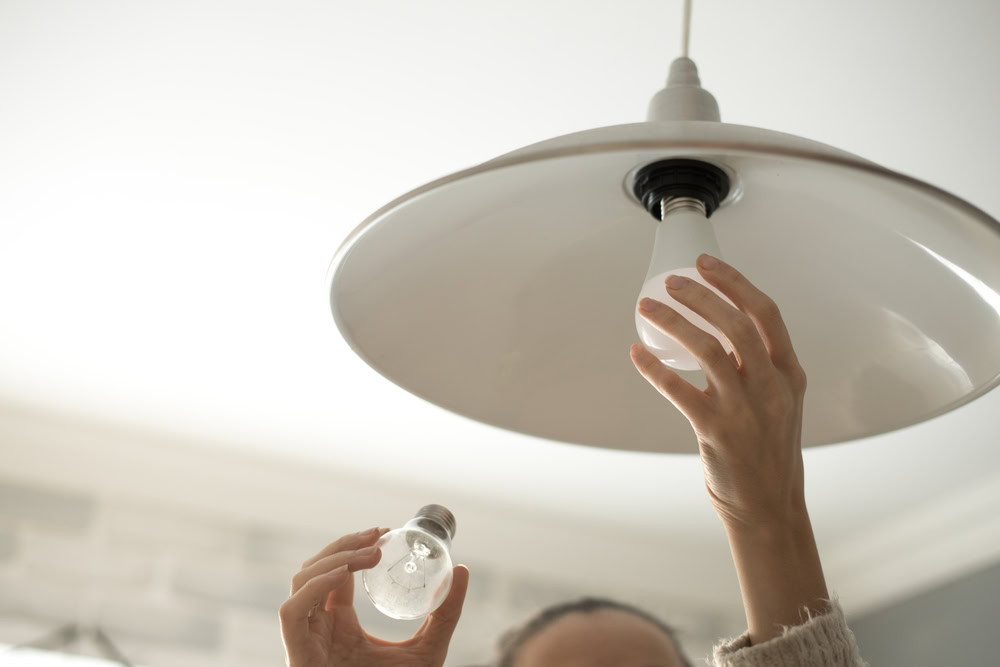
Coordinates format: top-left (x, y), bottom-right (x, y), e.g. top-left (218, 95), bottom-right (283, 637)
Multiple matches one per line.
top-left (388, 541), bottom-right (432, 590)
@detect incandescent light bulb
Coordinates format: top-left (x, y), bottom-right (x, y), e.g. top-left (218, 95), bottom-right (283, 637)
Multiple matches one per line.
top-left (636, 196), bottom-right (737, 371)
top-left (363, 504), bottom-right (456, 620)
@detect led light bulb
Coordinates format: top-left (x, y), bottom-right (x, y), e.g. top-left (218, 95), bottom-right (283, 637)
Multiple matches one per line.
top-left (636, 197), bottom-right (736, 371)
top-left (363, 504), bottom-right (456, 620)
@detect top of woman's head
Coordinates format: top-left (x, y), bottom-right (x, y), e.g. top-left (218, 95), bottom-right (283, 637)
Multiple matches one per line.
top-left (494, 597), bottom-right (695, 667)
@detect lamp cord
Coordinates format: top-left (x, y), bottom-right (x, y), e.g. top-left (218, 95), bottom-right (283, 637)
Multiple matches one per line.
top-left (682, 0), bottom-right (693, 58)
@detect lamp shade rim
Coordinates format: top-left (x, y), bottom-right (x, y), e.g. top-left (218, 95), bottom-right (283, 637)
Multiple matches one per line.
top-left (329, 121), bottom-right (999, 292)
top-left (327, 121), bottom-right (1000, 452)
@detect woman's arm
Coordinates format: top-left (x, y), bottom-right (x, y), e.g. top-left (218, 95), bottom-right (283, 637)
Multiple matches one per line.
top-left (631, 253), bottom-right (858, 657)
top-left (724, 510), bottom-right (830, 644)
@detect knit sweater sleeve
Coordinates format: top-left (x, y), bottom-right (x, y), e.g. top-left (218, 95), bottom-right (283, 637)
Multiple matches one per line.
top-left (710, 593), bottom-right (868, 667)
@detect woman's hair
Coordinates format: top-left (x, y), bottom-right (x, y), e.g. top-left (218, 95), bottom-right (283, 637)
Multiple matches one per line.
top-left (494, 597), bottom-right (695, 667)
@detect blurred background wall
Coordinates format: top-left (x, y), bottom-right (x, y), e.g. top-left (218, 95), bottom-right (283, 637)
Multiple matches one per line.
top-left (850, 561), bottom-right (1000, 667)
top-left (3, 400), bottom-right (999, 667)
top-left (0, 404), bottom-right (736, 666)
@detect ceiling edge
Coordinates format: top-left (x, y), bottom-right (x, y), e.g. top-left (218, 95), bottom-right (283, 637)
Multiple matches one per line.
top-left (823, 470), bottom-right (1000, 617)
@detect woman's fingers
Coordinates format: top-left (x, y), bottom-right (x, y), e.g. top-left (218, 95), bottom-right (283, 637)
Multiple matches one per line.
top-left (694, 253), bottom-right (804, 378)
top-left (629, 343), bottom-right (712, 423)
top-left (416, 565), bottom-right (471, 650)
top-left (659, 270), bottom-right (774, 380)
top-left (279, 564), bottom-right (351, 628)
top-left (637, 297), bottom-right (740, 390)
top-left (290, 542), bottom-right (384, 597)
top-left (301, 526), bottom-right (383, 570)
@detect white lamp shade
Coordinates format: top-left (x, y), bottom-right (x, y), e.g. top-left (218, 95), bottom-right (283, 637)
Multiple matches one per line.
top-left (328, 120), bottom-right (1000, 454)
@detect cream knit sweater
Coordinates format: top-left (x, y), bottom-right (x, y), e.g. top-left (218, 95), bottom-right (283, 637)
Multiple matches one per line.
top-left (710, 594), bottom-right (868, 667)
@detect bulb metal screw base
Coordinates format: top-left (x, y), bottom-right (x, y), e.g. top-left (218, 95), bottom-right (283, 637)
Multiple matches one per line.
top-left (633, 158), bottom-right (730, 220)
top-left (414, 504), bottom-right (456, 541)
top-left (661, 196), bottom-right (706, 219)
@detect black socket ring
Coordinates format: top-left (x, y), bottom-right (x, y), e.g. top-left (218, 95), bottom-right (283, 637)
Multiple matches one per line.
top-left (633, 158), bottom-right (731, 220)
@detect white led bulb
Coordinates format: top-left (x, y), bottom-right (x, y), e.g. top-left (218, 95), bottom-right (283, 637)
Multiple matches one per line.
top-left (636, 197), bottom-right (735, 371)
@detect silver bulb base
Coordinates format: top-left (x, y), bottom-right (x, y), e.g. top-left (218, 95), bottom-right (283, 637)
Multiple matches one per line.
top-left (414, 504), bottom-right (456, 541)
top-left (661, 196), bottom-right (707, 220)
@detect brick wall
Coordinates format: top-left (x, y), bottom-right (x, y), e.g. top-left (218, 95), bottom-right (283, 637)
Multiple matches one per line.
top-left (0, 475), bottom-right (729, 666)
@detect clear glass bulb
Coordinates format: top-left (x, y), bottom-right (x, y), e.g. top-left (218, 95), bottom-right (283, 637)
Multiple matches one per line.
top-left (636, 198), bottom-right (736, 371)
top-left (363, 504), bottom-right (456, 620)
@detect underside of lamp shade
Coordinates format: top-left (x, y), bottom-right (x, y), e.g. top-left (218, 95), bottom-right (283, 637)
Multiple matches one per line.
top-left (328, 121), bottom-right (1000, 454)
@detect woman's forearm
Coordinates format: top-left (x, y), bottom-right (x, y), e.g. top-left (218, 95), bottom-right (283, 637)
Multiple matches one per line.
top-left (629, 255), bottom-right (833, 647)
top-left (723, 509), bottom-right (831, 646)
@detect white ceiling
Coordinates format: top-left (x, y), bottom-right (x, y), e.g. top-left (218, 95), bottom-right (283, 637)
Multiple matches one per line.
top-left (2, 0), bottom-right (999, 621)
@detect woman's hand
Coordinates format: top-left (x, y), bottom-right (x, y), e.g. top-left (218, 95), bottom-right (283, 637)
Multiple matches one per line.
top-left (630, 253), bottom-right (830, 644)
top-left (279, 526), bottom-right (470, 667)
top-left (630, 253), bottom-right (809, 531)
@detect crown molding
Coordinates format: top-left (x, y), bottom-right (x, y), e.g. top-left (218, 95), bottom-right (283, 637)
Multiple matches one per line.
top-left (823, 469), bottom-right (1000, 617)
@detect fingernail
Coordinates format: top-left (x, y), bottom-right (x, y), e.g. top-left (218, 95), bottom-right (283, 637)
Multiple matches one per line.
top-left (698, 254), bottom-right (718, 270)
top-left (638, 297), bottom-right (659, 311)
top-left (357, 545), bottom-right (378, 556)
top-left (666, 275), bottom-right (688, 289)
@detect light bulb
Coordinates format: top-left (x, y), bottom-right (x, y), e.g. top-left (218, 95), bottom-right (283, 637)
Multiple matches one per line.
top-left (636, 196), bottom-right (736, 371)
top-left (363, 504), bottom-right (456, 620)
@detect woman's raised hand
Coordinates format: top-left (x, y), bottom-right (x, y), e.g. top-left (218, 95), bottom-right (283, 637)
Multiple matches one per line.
top-left (630, 253), bottom-right (810, 531)
top-left (279, 526), bottom-right (469, 667)
top-left (631, 253), bottom-right (832, 645)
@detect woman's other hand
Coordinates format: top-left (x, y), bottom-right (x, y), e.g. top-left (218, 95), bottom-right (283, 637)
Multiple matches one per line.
top-left (279, 526), bottom-right (469, 667)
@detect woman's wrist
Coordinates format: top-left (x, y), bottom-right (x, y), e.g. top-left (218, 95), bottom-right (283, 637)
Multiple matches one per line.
top-left (723, 509), bottom-right (831, 646)
top-left (720, 494), bottom-right (809, 540)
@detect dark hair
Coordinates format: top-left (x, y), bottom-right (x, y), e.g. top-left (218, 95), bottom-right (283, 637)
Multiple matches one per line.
top-left (494, 597), bottom-right (695, 667)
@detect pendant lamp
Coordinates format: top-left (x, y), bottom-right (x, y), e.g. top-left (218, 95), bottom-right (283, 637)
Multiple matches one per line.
top-left (327, 1), bottom-right (1000, 454)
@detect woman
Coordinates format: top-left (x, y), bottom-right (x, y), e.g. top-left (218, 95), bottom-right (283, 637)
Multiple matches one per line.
top-left (279, 253), bottom-right (868, 666)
